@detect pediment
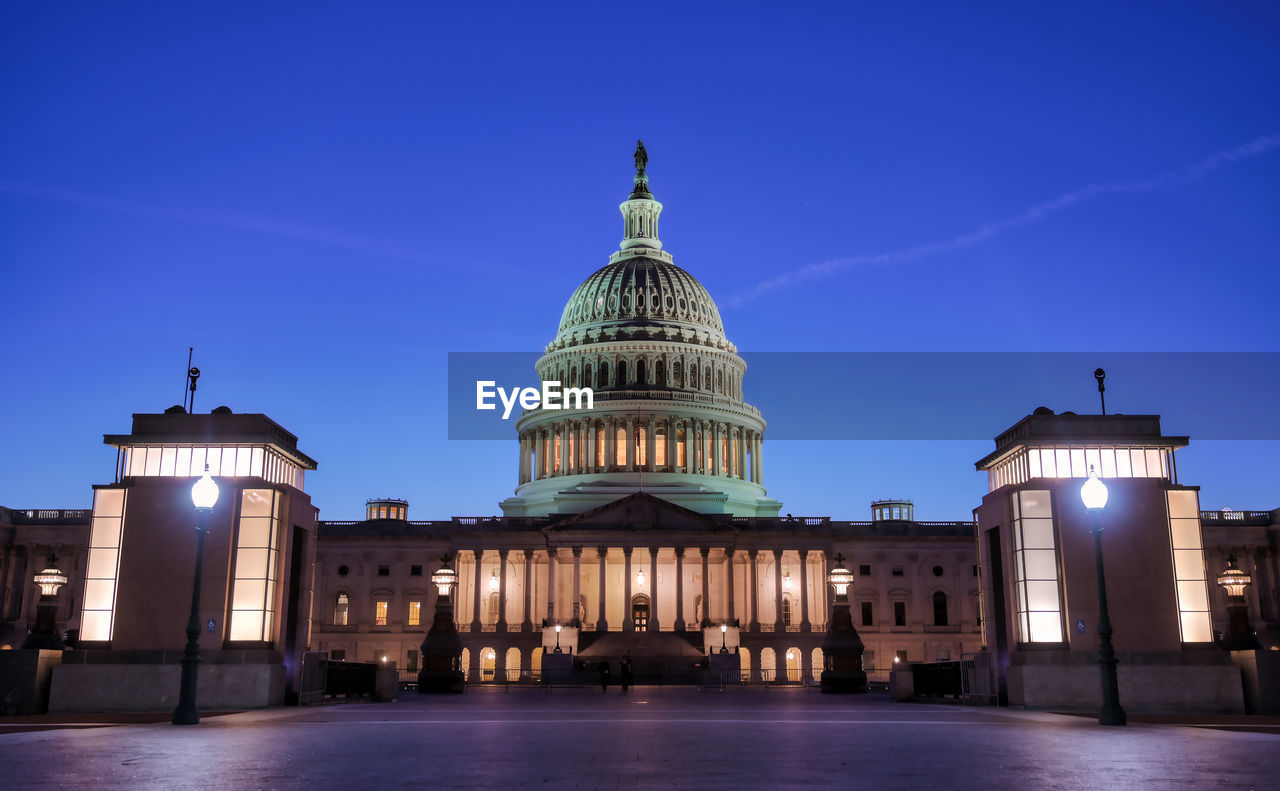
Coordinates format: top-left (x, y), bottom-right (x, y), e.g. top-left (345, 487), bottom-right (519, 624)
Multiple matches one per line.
top-left (544, 492), bottom-right (731, 533)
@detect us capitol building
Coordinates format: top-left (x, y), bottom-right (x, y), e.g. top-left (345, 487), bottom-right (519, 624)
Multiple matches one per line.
top-left (2, 146), bottom-right (1274, 704)
top-left (313, 147), bottom-right (983, 683)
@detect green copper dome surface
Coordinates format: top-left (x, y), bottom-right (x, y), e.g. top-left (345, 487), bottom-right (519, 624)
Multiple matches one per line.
top-left (556, 256), bottom-right (725, 339)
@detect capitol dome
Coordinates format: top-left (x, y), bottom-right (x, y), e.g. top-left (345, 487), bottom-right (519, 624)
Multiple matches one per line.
top-left (499, 142), bottom-right (780, 519)
top-left (555, 257), bottom-right (726, 341)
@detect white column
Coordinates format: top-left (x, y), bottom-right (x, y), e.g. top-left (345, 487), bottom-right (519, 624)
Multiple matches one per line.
top-left (648, 547), bottom-right (660, 631)
top-left (471, 549), bottom-right (483, 630)
top-left (675, 547), bottom-right (686, 630)
top-left (522, 549), bottom-right (533, 631)
top-left (597, 547), bottom-right (608, 631)
top-left (572, 547), bottom-right (582, 623)
top-left (773, 548), bottom-right (784, 632)
top-left (497, 549), bottom-right (509, 631)
top-left (700, 547), bottom-right (710, 627)
top-left (623, 547), bottom-right (634, 632)
top-left (748, 549), bottom-right (759, 631)
top-left (726, 549), bottom-right (736, 624)
top-left (800, 550), bottom-right (811, 632)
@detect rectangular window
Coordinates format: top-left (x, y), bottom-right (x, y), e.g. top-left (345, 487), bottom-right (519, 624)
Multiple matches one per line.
top-left (859, 564), bottom-right (871, 576)
top-left (228, 488), bottom-right (280, 642)
top-left (861, 601), bottom-right (874, 626)
top-left (330, 649), bottom-right (346, 661)
top-left (408, 600), bottom-right (421, 627)
top-left (893, 601), bottom-right (906, 626)
top-left (377, 565), bottom-right (390, 577)
top-left (1167, 490), bottom-right (1211, 642)
top-left (375, 600), bottom-right (389, 626)
top-left (895, 649), bottom-right (909, 664)
top-left (1011, 489), bottom-right (1064, 643)
top-left (81, 488), bottom-right (127, 642)
top-left (891, 566), bottom-right (904, 577)
top-left (407, 649), bottom-right (419, 672)
top-left (410, 565), bottom-right (423, 576)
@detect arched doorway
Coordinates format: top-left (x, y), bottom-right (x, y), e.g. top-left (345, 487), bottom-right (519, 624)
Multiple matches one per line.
top-left (505, 647), bottom-right (522, 681)
top-left (481, 647), bottom-right (496, 681)
top-left (632, 593), bottom-right (650, 631)
top-left (531, 646), bottom-right (543, 676)
top-left (811, 647), bottom-right (824, 681)
top-left (460, 647), bottom-right (470, 680)
top-left (784, 647), bottom-right (801, 681)
top-left (737, 646), bottom-right (751, 683)
top-left (760, 647), bottom-right (777, 682)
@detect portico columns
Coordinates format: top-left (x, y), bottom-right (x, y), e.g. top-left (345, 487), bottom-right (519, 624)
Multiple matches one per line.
top-left (625, 416), bottom-right (635, 472)
top-left (700, 547), bottom-right (710, 626)
top-left (597, 547), bottom-right (608, 631)
top-left (726, 549), bottom-right (736, 623)
top-left (497, 550), bottom-right (509, 631)
top-left (773, 548), bottom-right (784, 633)
top-left (522, 549), bottom-right (533, 631)
top-left (748, 549), bottom-right (760, 632)
top-left (647, 416), bottom-right (656, 471)
top-left (799, 550), bottom-right (811, 632)
top-left (572, 547), bottom-right (582, 623)
top-left (674, 547), bottom-right (686, 631)
top-left (622, 547), bottom-right (634, 631)
top-left (711, 422), bottom-right (720, 476)
top-left (471, 550), bottom-right (483, 630)
top-left (648, 547), bottom-right (660, 631)
top-left (546, 548), bottom-right (557, 623)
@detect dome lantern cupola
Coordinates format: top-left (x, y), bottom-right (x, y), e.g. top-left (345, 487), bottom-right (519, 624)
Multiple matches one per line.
top-left (620, 140), bottom-right (663, 252)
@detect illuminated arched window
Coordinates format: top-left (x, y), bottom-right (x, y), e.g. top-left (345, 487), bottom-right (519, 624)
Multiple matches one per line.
top-left (596, 428), bottom-right (605, 469)
top-left (655, 428), bottom-right (667, 470)
top-left (721, 436), bottom-right (729, 474)
top-left (615, 428), bottom-right (626, 466)
top-left (782, 594), bottom-right (794, 626)
top-left (553, 435), bottom-right (561, 473)
top-left (487, 591), bottom-right (500, 625)
top-left (636, 427), bottom-right (647, 467)
top-left (334, 592), bottom-right (349, 626)
top-left (676, 429), bottom-right (686, 468)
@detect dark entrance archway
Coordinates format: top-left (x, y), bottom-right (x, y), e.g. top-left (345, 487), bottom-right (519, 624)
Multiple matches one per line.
top-left (631, 594), bottom-right (650, 631)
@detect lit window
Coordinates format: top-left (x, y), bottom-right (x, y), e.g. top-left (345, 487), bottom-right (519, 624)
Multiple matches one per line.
top-left (615, 428), bottom-right (626, 466)
top-left (408, 600), bottom-right (421, 627)
top-left (375, 600), bottom-right (389, 626)
top-left (229, 488), bottom-right (280, 642)
top-left (81, 488), bottom-right (127, 642)
top-left (335, 593), bottom-right (349, 626)
top-left (1167, 490), bottom-right (1211, 642)
top-left (1011, 489), bottom-right (1063, 643)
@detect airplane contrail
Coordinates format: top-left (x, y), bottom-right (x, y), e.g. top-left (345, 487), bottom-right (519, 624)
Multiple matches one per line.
top-left (725, 133), bottom-right (1280, 307)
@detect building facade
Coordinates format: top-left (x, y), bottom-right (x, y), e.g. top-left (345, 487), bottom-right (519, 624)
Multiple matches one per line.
top-left (1, 149), bottom-right (1276, 708)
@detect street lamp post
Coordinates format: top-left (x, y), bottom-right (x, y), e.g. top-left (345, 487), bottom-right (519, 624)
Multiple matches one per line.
top-left (173, 465), bottom-right (219, 725)
top-left (554, 623), bottom-right (563, 654)
top-left (418, 555), bottom-right (465, 693)
top-left (819, 554), bottom-right (867, 693)
top-left (720, 622), bottom-right (728, 653)
top-left (1080, 467), bottom-right (1126, 726)
top-left (1217, 555), bottom-right (1261, 651)
top-left (21, 554), bottom-right (69, 650)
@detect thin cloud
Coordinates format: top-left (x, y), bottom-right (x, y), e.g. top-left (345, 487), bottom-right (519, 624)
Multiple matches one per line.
top-left (0, 181), bottom-right (435, 267)
top-left (726, 133), bottom-right (1280, 307)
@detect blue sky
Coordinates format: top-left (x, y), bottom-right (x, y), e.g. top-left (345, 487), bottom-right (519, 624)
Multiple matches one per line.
top-left (1, 2), bottom-right (1277, 519)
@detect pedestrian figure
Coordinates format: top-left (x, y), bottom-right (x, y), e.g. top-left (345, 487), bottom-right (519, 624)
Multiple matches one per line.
top-left (620, 656), bottom-right (633, 694)
top-left (598, 659), bottom-right (610, 693)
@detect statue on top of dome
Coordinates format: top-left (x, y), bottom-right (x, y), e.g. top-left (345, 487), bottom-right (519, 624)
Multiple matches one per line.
top-left (634, 139), bottom-right (648, 176)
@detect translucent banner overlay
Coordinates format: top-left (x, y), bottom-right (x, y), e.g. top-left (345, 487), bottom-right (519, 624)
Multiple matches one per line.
top-left (448, 352), bottom-right (1280, 440)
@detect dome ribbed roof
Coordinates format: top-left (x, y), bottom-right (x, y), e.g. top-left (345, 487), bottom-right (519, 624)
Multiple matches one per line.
top-left (556, 256), bottom-right (725, 338)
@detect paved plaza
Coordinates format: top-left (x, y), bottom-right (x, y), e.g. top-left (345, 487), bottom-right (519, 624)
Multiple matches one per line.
top-left (2, 689), bottom-right (1278, 789)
